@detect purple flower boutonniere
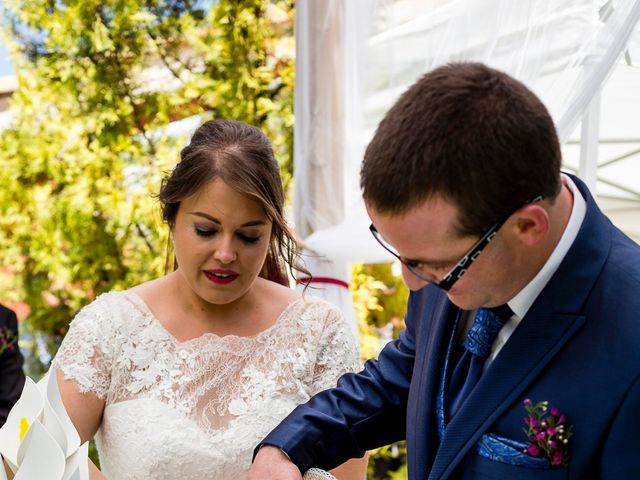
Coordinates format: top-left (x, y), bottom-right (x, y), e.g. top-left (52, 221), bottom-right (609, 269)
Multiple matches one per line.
top-left (0, 326), bottom-right (17, 356)
top-left (522, 399), bottom-right (573, 467)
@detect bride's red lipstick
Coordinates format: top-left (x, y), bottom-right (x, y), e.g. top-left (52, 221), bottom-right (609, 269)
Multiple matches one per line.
top-left (203, 269), bottom-right (239, 284)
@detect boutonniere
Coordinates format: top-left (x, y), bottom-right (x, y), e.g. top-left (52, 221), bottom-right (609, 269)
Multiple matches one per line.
top-left (522, 399), bottom-right (573, 467)
top-left (0, 326), bottom-right (17, 356)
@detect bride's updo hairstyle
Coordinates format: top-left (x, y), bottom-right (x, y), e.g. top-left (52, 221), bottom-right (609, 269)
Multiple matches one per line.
top-left (159, 119), bottom-right (303, 286)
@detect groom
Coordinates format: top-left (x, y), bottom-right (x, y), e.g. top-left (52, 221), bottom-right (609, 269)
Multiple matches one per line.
top-left (249, 62), bottom-right (640, 479)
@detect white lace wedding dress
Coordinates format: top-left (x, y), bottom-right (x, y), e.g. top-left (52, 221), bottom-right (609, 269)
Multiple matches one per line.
top-left (53, 290), bottom-right (360, 479)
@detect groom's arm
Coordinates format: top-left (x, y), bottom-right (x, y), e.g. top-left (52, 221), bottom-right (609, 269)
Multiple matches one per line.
top-left (250, 289), bottom-right (433, 476)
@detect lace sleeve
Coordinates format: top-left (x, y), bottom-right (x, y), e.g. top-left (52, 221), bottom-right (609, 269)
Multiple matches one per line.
top-left (52, 293), bottom-right (118, 400)
top-left (311, 302), bottom-right (362, 394)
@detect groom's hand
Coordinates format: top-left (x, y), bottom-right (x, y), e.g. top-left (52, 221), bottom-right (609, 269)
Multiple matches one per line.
top-left (247, 445), bottom-right (302, 480)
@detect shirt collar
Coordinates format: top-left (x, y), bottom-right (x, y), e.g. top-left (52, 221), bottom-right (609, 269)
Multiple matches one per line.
top-left (508, 174), bottom-right (587, 318)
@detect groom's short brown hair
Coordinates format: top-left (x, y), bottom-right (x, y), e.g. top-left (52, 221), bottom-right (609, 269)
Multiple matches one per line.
top-left (361, 62), bottom-right (562, 236)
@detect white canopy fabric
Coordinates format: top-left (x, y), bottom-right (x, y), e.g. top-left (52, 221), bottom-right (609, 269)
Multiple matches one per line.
top-left (295, 0), bottom-right (640, 274)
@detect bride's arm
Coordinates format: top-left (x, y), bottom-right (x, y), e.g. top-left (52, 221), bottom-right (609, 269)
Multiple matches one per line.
top-left (329, 455), bottom-right (368, 480)
top-left (89, 459), bottom-right (106, 479)
top-left (57, 368), bottom-right (107, 478)
top-left (56, 368), bottom-right (105, 443)
top-left (306, 304), bottom-right (369, 480)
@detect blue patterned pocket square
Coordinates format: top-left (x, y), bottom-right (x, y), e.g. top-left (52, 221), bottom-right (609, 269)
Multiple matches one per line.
top-left (476, 433), bottom-right (550, 469)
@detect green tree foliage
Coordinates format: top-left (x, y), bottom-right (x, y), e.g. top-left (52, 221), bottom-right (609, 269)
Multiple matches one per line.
top-left (0, 0), bottom-right (294, 373)
top-left (0, 2), bottom-right (412, 476)
top-left (352, 263), bottom-right (409, 360)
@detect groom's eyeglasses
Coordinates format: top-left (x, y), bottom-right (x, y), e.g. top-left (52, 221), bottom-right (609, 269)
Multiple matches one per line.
top-left (369, 195), bottom-right (544, 291)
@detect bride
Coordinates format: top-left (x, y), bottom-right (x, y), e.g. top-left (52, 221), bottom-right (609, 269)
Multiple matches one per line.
top-left (48, 120), bottom-right (366, 479)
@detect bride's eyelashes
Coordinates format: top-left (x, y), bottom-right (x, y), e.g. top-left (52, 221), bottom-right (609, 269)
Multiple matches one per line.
top-left (238, 233), bottom-right (262, 244)
top-left (193, 226), bottom-right (262, 244)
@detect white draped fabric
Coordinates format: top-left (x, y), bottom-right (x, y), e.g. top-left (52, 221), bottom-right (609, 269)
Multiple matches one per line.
top-left (294, 0), bottom-right (640, 322)
top-left (296, 249), bottom-right (359, 338)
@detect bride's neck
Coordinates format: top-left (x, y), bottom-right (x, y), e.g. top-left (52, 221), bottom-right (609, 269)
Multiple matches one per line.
top-left (164, 271), bottom-right (264, 337)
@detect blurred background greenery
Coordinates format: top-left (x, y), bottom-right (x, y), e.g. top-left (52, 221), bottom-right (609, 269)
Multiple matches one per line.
top-left (0, 1), bottom-right (409, 477)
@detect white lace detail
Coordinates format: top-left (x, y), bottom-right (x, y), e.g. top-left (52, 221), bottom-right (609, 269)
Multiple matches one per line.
top-left (53, 290), bottom-right (361, 479)
top-left (303, 468), bottom-right (338, 480)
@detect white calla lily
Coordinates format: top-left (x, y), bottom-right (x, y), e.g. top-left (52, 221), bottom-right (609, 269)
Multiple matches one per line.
top-left (0, 377), bottom-right (44, 469)
top-left (0, 369), bottom-right (88, 480)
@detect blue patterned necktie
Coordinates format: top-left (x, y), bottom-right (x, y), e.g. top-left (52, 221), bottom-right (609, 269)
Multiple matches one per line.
top-left (447, 305), bottom-right (513, 418)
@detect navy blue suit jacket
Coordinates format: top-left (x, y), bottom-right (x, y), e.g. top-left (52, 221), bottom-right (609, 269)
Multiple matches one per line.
top-left (0, 304), bottom-right (25, 426)
top-left (261, 176), bottom-right (640, 479)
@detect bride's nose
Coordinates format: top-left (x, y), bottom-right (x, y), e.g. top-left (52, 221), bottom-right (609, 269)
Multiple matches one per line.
top-left (213, 236), bottom-right (237, 264)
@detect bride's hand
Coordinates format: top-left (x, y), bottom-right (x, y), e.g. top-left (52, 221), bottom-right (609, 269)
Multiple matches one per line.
top-left (89, 459), bottom-right (106, 480)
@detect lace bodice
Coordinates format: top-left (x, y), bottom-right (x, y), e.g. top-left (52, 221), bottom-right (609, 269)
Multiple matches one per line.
top-left (53, 290), bottom-right (360, 479)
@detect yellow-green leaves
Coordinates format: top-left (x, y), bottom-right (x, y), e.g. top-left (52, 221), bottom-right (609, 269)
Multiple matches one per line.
top-left (0, 0), bottom-right (294, 376)
top-left (92, 16), bottom-right (115, 52)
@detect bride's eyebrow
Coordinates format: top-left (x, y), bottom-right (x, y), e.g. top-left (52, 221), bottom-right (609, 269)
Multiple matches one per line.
top-left (188, 211), bottom-right (268, 228)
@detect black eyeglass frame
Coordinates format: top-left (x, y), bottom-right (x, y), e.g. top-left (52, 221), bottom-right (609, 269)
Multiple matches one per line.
top-left (369, 195), bottom-right (544, 291)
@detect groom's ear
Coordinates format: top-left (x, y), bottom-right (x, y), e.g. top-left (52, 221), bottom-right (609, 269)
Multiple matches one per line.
top-left (510, 204), bottom-right (550, 247)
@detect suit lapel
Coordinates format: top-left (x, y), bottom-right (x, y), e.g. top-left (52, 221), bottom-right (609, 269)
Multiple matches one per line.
top-left (428, 175), bottom-right (612, 480)
top-left (408, 292), bottom-right (460, 479)
top-left (429, 309), bottom-right (585, 479)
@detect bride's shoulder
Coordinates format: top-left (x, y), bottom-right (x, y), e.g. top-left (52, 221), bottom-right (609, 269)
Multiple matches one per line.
top-left (74, 290), bottom-right (127, 317)
top-left (257, 279), bottom-right (342, 318)
top-left (259, 277), bottom-right (301, 301)
top-left (69, 289), bottom-right (150, 335)
top-left (278, 291), bottom-right (345, 330)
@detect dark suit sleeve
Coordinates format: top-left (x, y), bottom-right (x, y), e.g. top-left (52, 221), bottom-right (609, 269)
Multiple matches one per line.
top-left (0, 306), bottom-right (26, 426)
top-left (257, 291), bottom-right (423, 472)
top-left (599, 372), bottom-right (640, 478)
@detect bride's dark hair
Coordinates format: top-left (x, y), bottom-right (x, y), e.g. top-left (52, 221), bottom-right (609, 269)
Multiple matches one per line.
top-left (159, 119), bottom-right (306, 286)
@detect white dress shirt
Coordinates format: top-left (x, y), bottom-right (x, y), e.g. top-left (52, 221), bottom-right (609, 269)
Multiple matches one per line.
top-left (481, 174), bottom-right (587, 366)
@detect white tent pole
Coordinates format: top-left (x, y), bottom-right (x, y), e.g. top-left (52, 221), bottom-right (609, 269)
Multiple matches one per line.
top-left (578, 90), bottom-right (601, 193)
top-left (557, 0), bottom-right (640, 142)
